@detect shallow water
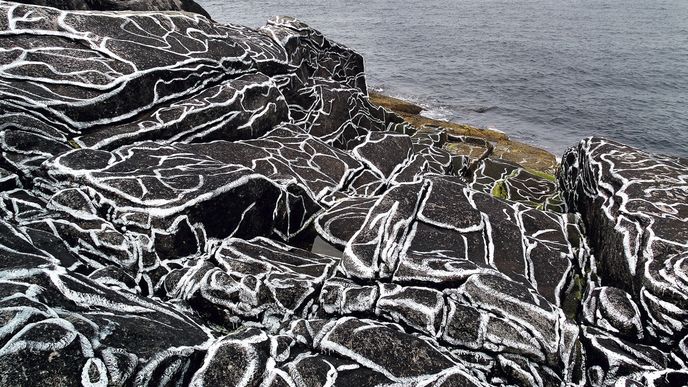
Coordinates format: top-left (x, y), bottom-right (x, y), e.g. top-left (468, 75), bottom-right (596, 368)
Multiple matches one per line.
top-left (198, 0), bottom-right (688, 158)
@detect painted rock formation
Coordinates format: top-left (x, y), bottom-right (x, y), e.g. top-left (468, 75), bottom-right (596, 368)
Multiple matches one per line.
top-left (0, 1), bottom-right (686, 386)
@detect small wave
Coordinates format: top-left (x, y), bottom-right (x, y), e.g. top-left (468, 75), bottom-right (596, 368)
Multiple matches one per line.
top-left (420, 106), bottom-right (453, 121)
top-left (486, 126), bottom-right (505, 134)
top-left (369, 84), bottom-right (385, 93)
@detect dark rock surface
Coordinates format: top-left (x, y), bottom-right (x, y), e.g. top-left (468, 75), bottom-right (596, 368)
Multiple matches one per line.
top-left (10, 0), bottom-right (211, 17)
top-left (0, 1), bottom-right (686, 385)
top-left (560, 137), bottom-right (688, 374)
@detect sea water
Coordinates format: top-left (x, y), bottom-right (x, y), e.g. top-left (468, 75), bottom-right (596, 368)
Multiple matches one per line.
top-left (198, 0), bottom-right (688, 158)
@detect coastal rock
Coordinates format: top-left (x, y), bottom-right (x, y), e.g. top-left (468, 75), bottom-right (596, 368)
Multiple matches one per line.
top-left (469, 157), bottom-right (565, 212)
top-left (583, 286), bottom-right (644, 340)
top-left (260, 16), bottom-right (367, 92)
top-left (334, 175), bottom-right (588, 307)
top-left (0, 1), bottom-right (685, 385)
top-left (47, 142), bottom-right (315, 240)
top-left (314, 196), bottom-right (378, 247)
top-left (73, 73), bottom-right (291, 150)
top-left (162, 237), bottom-right (338, 323)
top-left (10, 0), bottom-right (211, 17)
top-left (582, 326), bottom-right (669, 386)
top-left (560, 137), bottom-right (688, 349)
top-left (288, 316), bottom-right (474, 385)
top-left (0, 219), bottom-right (211, 386)
top-left (189, 329), bottom-right (271, 387)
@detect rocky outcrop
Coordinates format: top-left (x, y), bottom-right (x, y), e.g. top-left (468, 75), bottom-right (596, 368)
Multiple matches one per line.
top-left (560, 137), bottom-right (688, 368)
top-left (9, 0), bottom-right (211, 17)
top-left (0, 1), bottom-right (686, 386)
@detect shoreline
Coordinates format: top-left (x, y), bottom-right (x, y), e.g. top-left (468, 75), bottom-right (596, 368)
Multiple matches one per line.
top-left (369, 91), bottom-right (559, 175)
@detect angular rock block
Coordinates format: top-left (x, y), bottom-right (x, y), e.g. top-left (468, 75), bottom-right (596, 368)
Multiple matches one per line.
top-left (280, 317), bottom-right (486, 385)
top-left (583, 286), bottom-right (644, 340)
top-left (328, 175), bottom-right (588, 308)
top-left (295, 80), bottom-right (412, 150)
top-left (314, 196), bottom-right (379, 247)
top-left (162, 237), bottom-right (338, 323)
top-left (319, 274), bottom-right (584, 385)
top-left (0, 219), bottom-right (211, 386)
top-left (11, 0), bottom-right (211, 16)
top-left (0, 3), bottom-right (263, 129)
top-left (560, 137), bottom-right (688, 347)
top-left (470, 157), bottom-right (565, 212)
top-left (260, 16), bottom-right (367, 92)
top-left (47, 142), bottom-right (316, 240)
top-left (73, 72), bottom-right (291, 150)
top-left (180, 128), bottom-right (364, 206)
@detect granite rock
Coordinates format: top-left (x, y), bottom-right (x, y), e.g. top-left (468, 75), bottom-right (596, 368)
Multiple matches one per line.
top-left (0, 2), bottom-right (686, 385)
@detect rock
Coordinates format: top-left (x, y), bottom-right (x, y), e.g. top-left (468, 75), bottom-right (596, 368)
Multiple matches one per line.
top-left (352, 131), bottom-right (415, 183)
top-left (560, 137), bottom-right (688, 348)
top-left (189, 328), bottom-right (271, 387)
top-left (314, 196), bottom-right (379, 247)
top-left (261, 16), bottom-right (367, 92)
top-left (10, 0), bottom-right (212, 17)
top-left (469, 157), bottom-right (565, 212)
top-left (47, 142), bottom-right (315, 240)
top-left (162, 237), bottom-right (338, 323)
top-left (0, 219), bottom-right (211, 386)
top-left (73, 73), bottom-right (291, 150)
top-left (180, 128), bottom-right (364, 206)
top-left (368, 92), bottom-right (560, 174)
top-left (305, 317), bottom-right (461, 383)
top-left (0, 1), bottom-right (686, 385)
top-left (0, 166), bottom-right (20, 191)
top-left (333, 175), bottom-right (588, 307)
top-left (320, 277), bottom-right (379, 316)
top-left (638, 369), bottom-right (688, 387)
top-left (583, 286), bottom-right (644, 340)
top-left (582, 326), bottom-right (669, 386)
top-left (317, 269), bottom-right (585, 384)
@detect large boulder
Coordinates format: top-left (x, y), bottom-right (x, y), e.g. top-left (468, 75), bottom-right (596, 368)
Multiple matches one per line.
top-left (559, 137), bottom-right (688, 352)
top-left (0, 219), bottom-right (212, 386)
top-left (324, 175), bottom-right (589, 309)
top-left (10, 0), bottom-right (211, 17)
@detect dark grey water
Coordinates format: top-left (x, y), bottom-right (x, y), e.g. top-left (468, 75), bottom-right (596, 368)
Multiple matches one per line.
top-left (198, 0), bottom-right (688, 158)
